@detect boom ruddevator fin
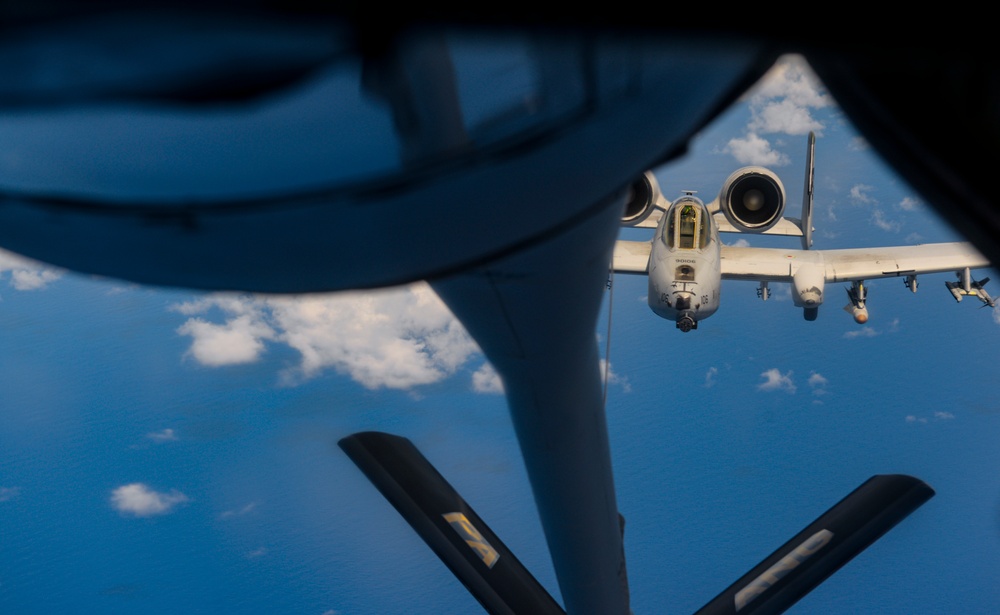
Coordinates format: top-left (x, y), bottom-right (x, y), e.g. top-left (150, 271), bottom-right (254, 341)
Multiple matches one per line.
top-left (342, 433), bottom-right (933, 615)
top-left (339, 431), bottom-right (566, 615)
top-left (693, 474), bottom-right (934, 615)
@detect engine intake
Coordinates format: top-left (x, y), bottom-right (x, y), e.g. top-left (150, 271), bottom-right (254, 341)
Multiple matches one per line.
top-left (718, 166), bottom-right (786, 232)
top-left (621, 171), bottom-right (661, 227)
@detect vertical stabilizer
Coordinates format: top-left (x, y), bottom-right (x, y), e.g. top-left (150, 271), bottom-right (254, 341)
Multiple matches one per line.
top-left (801, 131), bottom-right (815, 250)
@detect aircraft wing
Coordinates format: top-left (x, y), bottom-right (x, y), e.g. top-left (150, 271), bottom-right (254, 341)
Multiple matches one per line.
top-left (720, 242), bottom-right (990, 282)
top-left (628, 209), bottom-right (664, 229)
top-left (714, 213), bottom-right (806, 238)
top-left (611, 240), bottom-right (652, 273)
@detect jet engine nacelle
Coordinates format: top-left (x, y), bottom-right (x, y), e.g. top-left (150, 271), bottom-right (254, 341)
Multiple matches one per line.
top-left (621, 171), bottom-right (662, 227)
top-left (718, 166), bottom-right (786, 233)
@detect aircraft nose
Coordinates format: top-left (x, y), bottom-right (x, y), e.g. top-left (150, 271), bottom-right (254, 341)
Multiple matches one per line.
top-left (676, 311), bottom-right (696, 332)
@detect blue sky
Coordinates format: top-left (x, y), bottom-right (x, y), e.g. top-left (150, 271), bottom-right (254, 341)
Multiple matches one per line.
top-left (1, 54), bottom-right (999, 614)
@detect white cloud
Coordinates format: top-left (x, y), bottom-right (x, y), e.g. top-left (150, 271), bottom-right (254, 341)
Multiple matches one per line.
top-left (907, 411), bottom-right (955, 424)
top-left (725, 132), bottom-right (789, 167)
top-left (848, 185), bottom-right (906, 234)
top-left (769, 283), bottom-right (793, 303)
top-left (269, 285), bottom-right (478, 389)
top-left (722, 55), bottom-right (829, 168)
top-left (748, 99), bottom-right (824, 138)
top-left (172, 283), bottom-right (482, 390)
top-left (174, 295), bottom-right (276, 366)
top-left (897, 196), bottom-right (920, 211)
top-left (221, 502), bottom-right (258, 519)
top-left (871, 208), bottom-right (901, 232)
top-left (849, 184), bottom-right (876, 205)
top-left (843, 326), bottom-right (879, 339)
top-left (848, 136), bottom-right (869, 151)
top-left (752, 55), bottom-right (830, 108)
top-left (757, 368), bottom-right (796, 393)
top-left (705, 366), bottom-right (718, 388)
top-left (0, 486), bottom-right (20, 502)
top-left (599, 359), bottom-right (631, 393)
top-left (746, 55), bottom-right (829, 136)
top-left (177, 316), bottom-right (274, 365)
top-left (808, 371), bottom-right (828, 396)
top-left (0, 248), bottom-right (63, 290)
top-left (146, 428), bottom-right (177, 443)
top-left (472, 363), bottom-right (504, 394)
top-left (10, 268), bottom-right (62, 290)
top-left (110, 483), bottom-right (189, 517)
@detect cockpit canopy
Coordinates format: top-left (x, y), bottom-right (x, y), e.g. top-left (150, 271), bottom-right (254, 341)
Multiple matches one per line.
top-left (663, 197), bottom-right (709, 250)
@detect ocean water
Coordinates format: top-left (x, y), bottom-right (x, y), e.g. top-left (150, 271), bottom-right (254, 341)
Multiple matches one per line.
top-left (2, 261), bottom-right (1000, 614)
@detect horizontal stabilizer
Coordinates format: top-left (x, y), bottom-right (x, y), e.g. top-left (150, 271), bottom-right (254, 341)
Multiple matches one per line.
top-left (693, 474), bottom-right (934, 615)
top-left (339, 431), bottom-right (565, 615)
